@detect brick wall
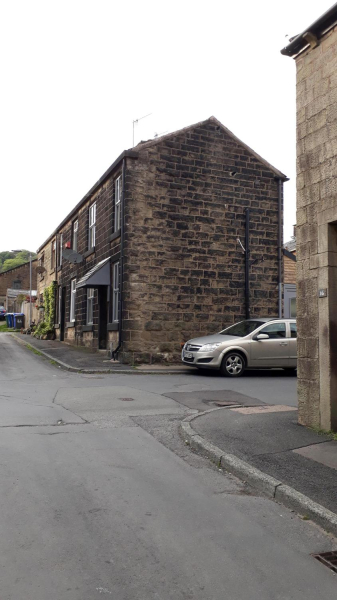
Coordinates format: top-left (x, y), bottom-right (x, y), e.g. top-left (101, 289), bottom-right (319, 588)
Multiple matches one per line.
top-left (295, 24), bottom-right (337, 429)
top-left (284, 252), bottom-right (296, 284)
top-left (0, 260), bottom-right (38, 307)
top-left (122, 119), bottom-right (282, 363)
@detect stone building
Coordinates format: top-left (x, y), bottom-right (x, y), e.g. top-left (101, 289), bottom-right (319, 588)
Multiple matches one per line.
top-left (0, 260), bottom-right (37, 308)
top-left (36, 116), bottom-right (287, 363)
top-left (282, 5), bottom-right (337, 430)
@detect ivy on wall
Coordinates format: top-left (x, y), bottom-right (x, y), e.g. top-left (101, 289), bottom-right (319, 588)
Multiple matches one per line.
top-left (33, 281), bottom-right (57, 338)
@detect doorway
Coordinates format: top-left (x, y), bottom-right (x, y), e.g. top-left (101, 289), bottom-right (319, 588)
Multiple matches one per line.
top-left (98, 287), bottom-right (108, 349)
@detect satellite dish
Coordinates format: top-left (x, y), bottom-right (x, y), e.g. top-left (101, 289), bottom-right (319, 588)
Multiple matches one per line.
top-left (36, 266), bottom-right (46, 274)
top-left (62, 249), bottom-right (83, 264)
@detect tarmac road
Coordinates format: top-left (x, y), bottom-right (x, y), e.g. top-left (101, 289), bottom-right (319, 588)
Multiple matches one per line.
top-left (0, 333), bottom-right (335, 600)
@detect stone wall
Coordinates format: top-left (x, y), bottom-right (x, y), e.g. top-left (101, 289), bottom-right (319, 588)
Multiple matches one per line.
top-left (284, 252), bottom-right (296, 284)
top-left (122, 119), bottom-right (282, 363)
top-left (0, 260), bottom-right (38, 307)
top-left (296, 24), bottom-right (337, 429)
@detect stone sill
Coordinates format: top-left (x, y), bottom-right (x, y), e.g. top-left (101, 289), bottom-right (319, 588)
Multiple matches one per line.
top-left (83, 248), bottom-right (95, 258)
top-left (107, 323), bottom-right (119, 331)
top-left (66, 322), bottom-right (76, 328)
top-left (82, 325), bottom-right (93, 332)
top-left (109, 230), bottom-right (121, 243)
top-left (55, 324), bottom-right (60, 329)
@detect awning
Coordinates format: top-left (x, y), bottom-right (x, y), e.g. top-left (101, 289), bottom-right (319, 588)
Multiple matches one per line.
top-left (76, 257), bottom-right (110, 289)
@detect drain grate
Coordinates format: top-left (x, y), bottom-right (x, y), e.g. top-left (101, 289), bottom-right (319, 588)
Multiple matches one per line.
top-left (119, 397), bottom-right (135, 402)
top-left (212, 401), bottom-right (240, 407)
top-left (313, 551), bottom-right (337, 573)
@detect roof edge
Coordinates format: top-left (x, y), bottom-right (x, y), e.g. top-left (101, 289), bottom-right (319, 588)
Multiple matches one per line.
top-left (136, 115), bottom-right (288, 181)
top-left (0, 258), bottom-right (38, 277)
top-left (281, 4), bottom-right (337, 57)
top-left (37, 149), bottom-right (138, 253)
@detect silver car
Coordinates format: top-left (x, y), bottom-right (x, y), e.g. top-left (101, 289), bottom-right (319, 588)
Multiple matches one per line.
top-left (182, 318), bottom-right (297, 376)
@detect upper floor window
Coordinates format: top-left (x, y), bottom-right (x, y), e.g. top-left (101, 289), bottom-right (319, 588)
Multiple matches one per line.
top-left (51, 240), bottom-right (56, 270)
top-left (88, 203), bottom-right (96, 249)
top-left (73, 220), bottom-right (78, 252)
top-left (114, 176), bottom-right (122, 232)
top-left (13, 280), bottom-right (21, 290)
top-left (70, 279), bottom-right (76, 322)
top-left (59, 233), bottom-right (63, 267)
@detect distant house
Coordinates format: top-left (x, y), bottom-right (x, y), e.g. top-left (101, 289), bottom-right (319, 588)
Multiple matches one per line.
top-left (0, 261), bottom-right (37, 308)
top-left (283, 227), bottom-right (296, 318)
top-left (36, 116), bottom-right (287, 364)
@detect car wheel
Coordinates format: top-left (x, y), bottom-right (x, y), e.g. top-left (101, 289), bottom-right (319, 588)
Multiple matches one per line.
top-left (221, 352), bottom-right (245, 377)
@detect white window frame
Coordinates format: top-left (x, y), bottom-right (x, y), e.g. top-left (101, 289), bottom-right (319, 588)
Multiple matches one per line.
top-left (114, 176), bottom-right (122, 232)
top-left (87, 288), bottom-right (94, 325)
top-left (58, 286), bottom-right (62, 325)
top-left (89, 203), bottom-right (96, 249)
top-left (70, 279), bottom-right (76, 322)
top-left (73, 220), bottom-right (78, 252)
top-left (59, 233), bottom-right (63, 267)
top-left (112, 262), bottom-right (119, 322)
top-left (51, 239), bottom-right (56, 269)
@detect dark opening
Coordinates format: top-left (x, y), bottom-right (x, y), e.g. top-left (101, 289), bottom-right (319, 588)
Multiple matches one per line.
top-left (60, 287), bottom-right (66, 342)
top-left (98, 287), bottom-right (108, 349)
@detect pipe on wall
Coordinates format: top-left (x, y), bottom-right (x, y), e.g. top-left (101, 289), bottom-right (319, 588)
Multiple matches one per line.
top-left (277, 178), bottom-right (283, 318)
top-left (112, 157), bottom-right (126, 360)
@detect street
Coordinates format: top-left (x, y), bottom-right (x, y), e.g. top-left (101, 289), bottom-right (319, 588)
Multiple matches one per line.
top-left (0, 333), bottom-right (335, 599)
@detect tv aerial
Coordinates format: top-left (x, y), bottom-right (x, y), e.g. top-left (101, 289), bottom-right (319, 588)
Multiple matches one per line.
top-left (132, 113), bottom-right (152, 146)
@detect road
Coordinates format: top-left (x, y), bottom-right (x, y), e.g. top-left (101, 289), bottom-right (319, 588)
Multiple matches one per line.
top-left (0, 333), bottom-right (335, 599)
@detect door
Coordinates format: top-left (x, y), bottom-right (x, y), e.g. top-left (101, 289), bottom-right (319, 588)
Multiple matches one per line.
top-left (60, 287), bottom-right (66, 342)
top-left (250, 321), bottom-right (290, 367)
top-left (98, 287), bottom-right (108, 350)
top-left (284, 284), bottom-right (296, 318)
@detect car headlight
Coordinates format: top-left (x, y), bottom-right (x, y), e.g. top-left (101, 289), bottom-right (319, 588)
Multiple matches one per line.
top-left (200, 343), bottom-right (222, 352)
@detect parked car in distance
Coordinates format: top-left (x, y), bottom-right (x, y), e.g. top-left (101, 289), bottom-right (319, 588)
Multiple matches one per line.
top-left (0, 307), bottom-right (6, 321)
top-left (182, 318), bottom-right (297, 376)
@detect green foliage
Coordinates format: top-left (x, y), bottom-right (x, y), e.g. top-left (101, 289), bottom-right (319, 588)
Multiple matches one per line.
top-left (0, 250), bottom-right (37, 273)
top-left (32, 281), bottom-right (57, 339)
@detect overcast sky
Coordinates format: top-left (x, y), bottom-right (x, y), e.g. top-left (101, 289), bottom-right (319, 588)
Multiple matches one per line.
top-left (0, 1), bottom-right (333, 252)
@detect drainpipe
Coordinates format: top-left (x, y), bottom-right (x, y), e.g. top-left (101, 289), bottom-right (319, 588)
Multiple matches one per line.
top-left (245, 208), bottom-right (250, 319)
top-left (112, 158), bottom-right (126, 360)
top-left (277, 178), bottom-right (283, 318)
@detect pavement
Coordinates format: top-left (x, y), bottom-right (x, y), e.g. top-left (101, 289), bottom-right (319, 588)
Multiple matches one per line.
top-left (181, 402), bottom-right (337, 535)
top-left (1, 332), bottom-right (337, 599)
top-left (12, 333), bottom-right (193, 374)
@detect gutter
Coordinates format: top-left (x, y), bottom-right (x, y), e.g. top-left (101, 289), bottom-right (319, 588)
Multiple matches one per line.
top-left (277, 179), bottom-right (283, 318)
top-left (281, 4), bottom-right (337, 57)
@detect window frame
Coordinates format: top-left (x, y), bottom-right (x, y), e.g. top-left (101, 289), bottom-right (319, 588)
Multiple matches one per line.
top-left (73, 219), bottom-right (78, 252)
top-left (112, 262), bottom-right (120, 323)
top-left (51, 239), bottom-right (56, 270)
top-left (259, 322), bottom-right (286, 339)
top-left (59, 233), bottom-right (63, 267)
top-left (58, 285), bottom-right (62, 325)
top-left (70, 279), bottom-right (76, 322)
top-left (88, 203), bottom-right (96, 249)
top-left (86, 288), bottom-right (94, 325)
top-left (114, 175), bottom-right (122, 232)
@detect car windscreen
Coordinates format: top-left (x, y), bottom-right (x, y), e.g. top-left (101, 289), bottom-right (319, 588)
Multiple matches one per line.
top-left (219, 320), bottom-right (265, 337)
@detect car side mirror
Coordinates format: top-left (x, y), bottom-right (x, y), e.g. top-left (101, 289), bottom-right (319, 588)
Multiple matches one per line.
top-left (254, 333), bottom-right (270, 341)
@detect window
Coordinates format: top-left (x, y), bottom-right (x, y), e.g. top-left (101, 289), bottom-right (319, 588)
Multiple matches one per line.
top-left (59, 234), bottom-right (63, 267)
top-left (51, 240), bottom-right (56, 270)
top-left (88, 204), bottom-right (96, 249)
top-left (114, 175), bottom-right (122, 232)
top-left (39, 253), bottom-right (45, 279)
top-left (220, 320), bottom-right (265, 337)
top-left (290, 323), bottom-right (297, 338)
top-left (70, 279), bottom-right (76, 322)
top-left (58, 286), bottom-right (62, 324)
top-left (87, 288), bottom-right (94, 325)
top-left (290, 297), bottom-right (296, 318)
top-left (259, 322), bottom-right (286, 339)
top-left (13, 280), bottom-right (21, 290)
top-left (112, 262), bottom-right (120, 322)
top-left (73, 220), bottom-right (78, 252)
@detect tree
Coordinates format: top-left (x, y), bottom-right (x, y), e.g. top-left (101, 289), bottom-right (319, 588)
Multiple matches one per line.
top-left (0, 250), bottom-right (37, 273)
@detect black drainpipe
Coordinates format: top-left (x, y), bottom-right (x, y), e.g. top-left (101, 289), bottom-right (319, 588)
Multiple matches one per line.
top-left (277, 179), bottom-right (283, 318)
top-left (112, 158), bottom-right (126, 360)
top-left (245, 208), bottom-right (250, 319)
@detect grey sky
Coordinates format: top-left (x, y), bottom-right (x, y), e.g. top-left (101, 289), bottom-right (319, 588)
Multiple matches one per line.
top-left (0, 1), bottom-right (332, 251)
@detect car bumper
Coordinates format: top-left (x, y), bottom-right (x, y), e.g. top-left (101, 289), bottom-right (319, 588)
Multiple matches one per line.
top-left (181, 350), bottom-right (222, 369)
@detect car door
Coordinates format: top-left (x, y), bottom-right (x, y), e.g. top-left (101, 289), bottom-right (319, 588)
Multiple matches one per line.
top-left (288, 321), bottom-right (297, 366)
top-left (250, 321), bottom-right (290, 367)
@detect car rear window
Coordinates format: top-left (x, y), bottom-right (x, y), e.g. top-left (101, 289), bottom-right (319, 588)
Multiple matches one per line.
top-left (220, 320), bottom-right (265, 337)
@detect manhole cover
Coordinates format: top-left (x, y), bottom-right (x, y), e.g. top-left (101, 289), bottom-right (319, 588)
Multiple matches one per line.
top-left (213, 401), bottom-right (240, 407)
top-left (313, 551), bottom-right (337, 573)
top-left (119, 398), bottom-right (135, 402)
